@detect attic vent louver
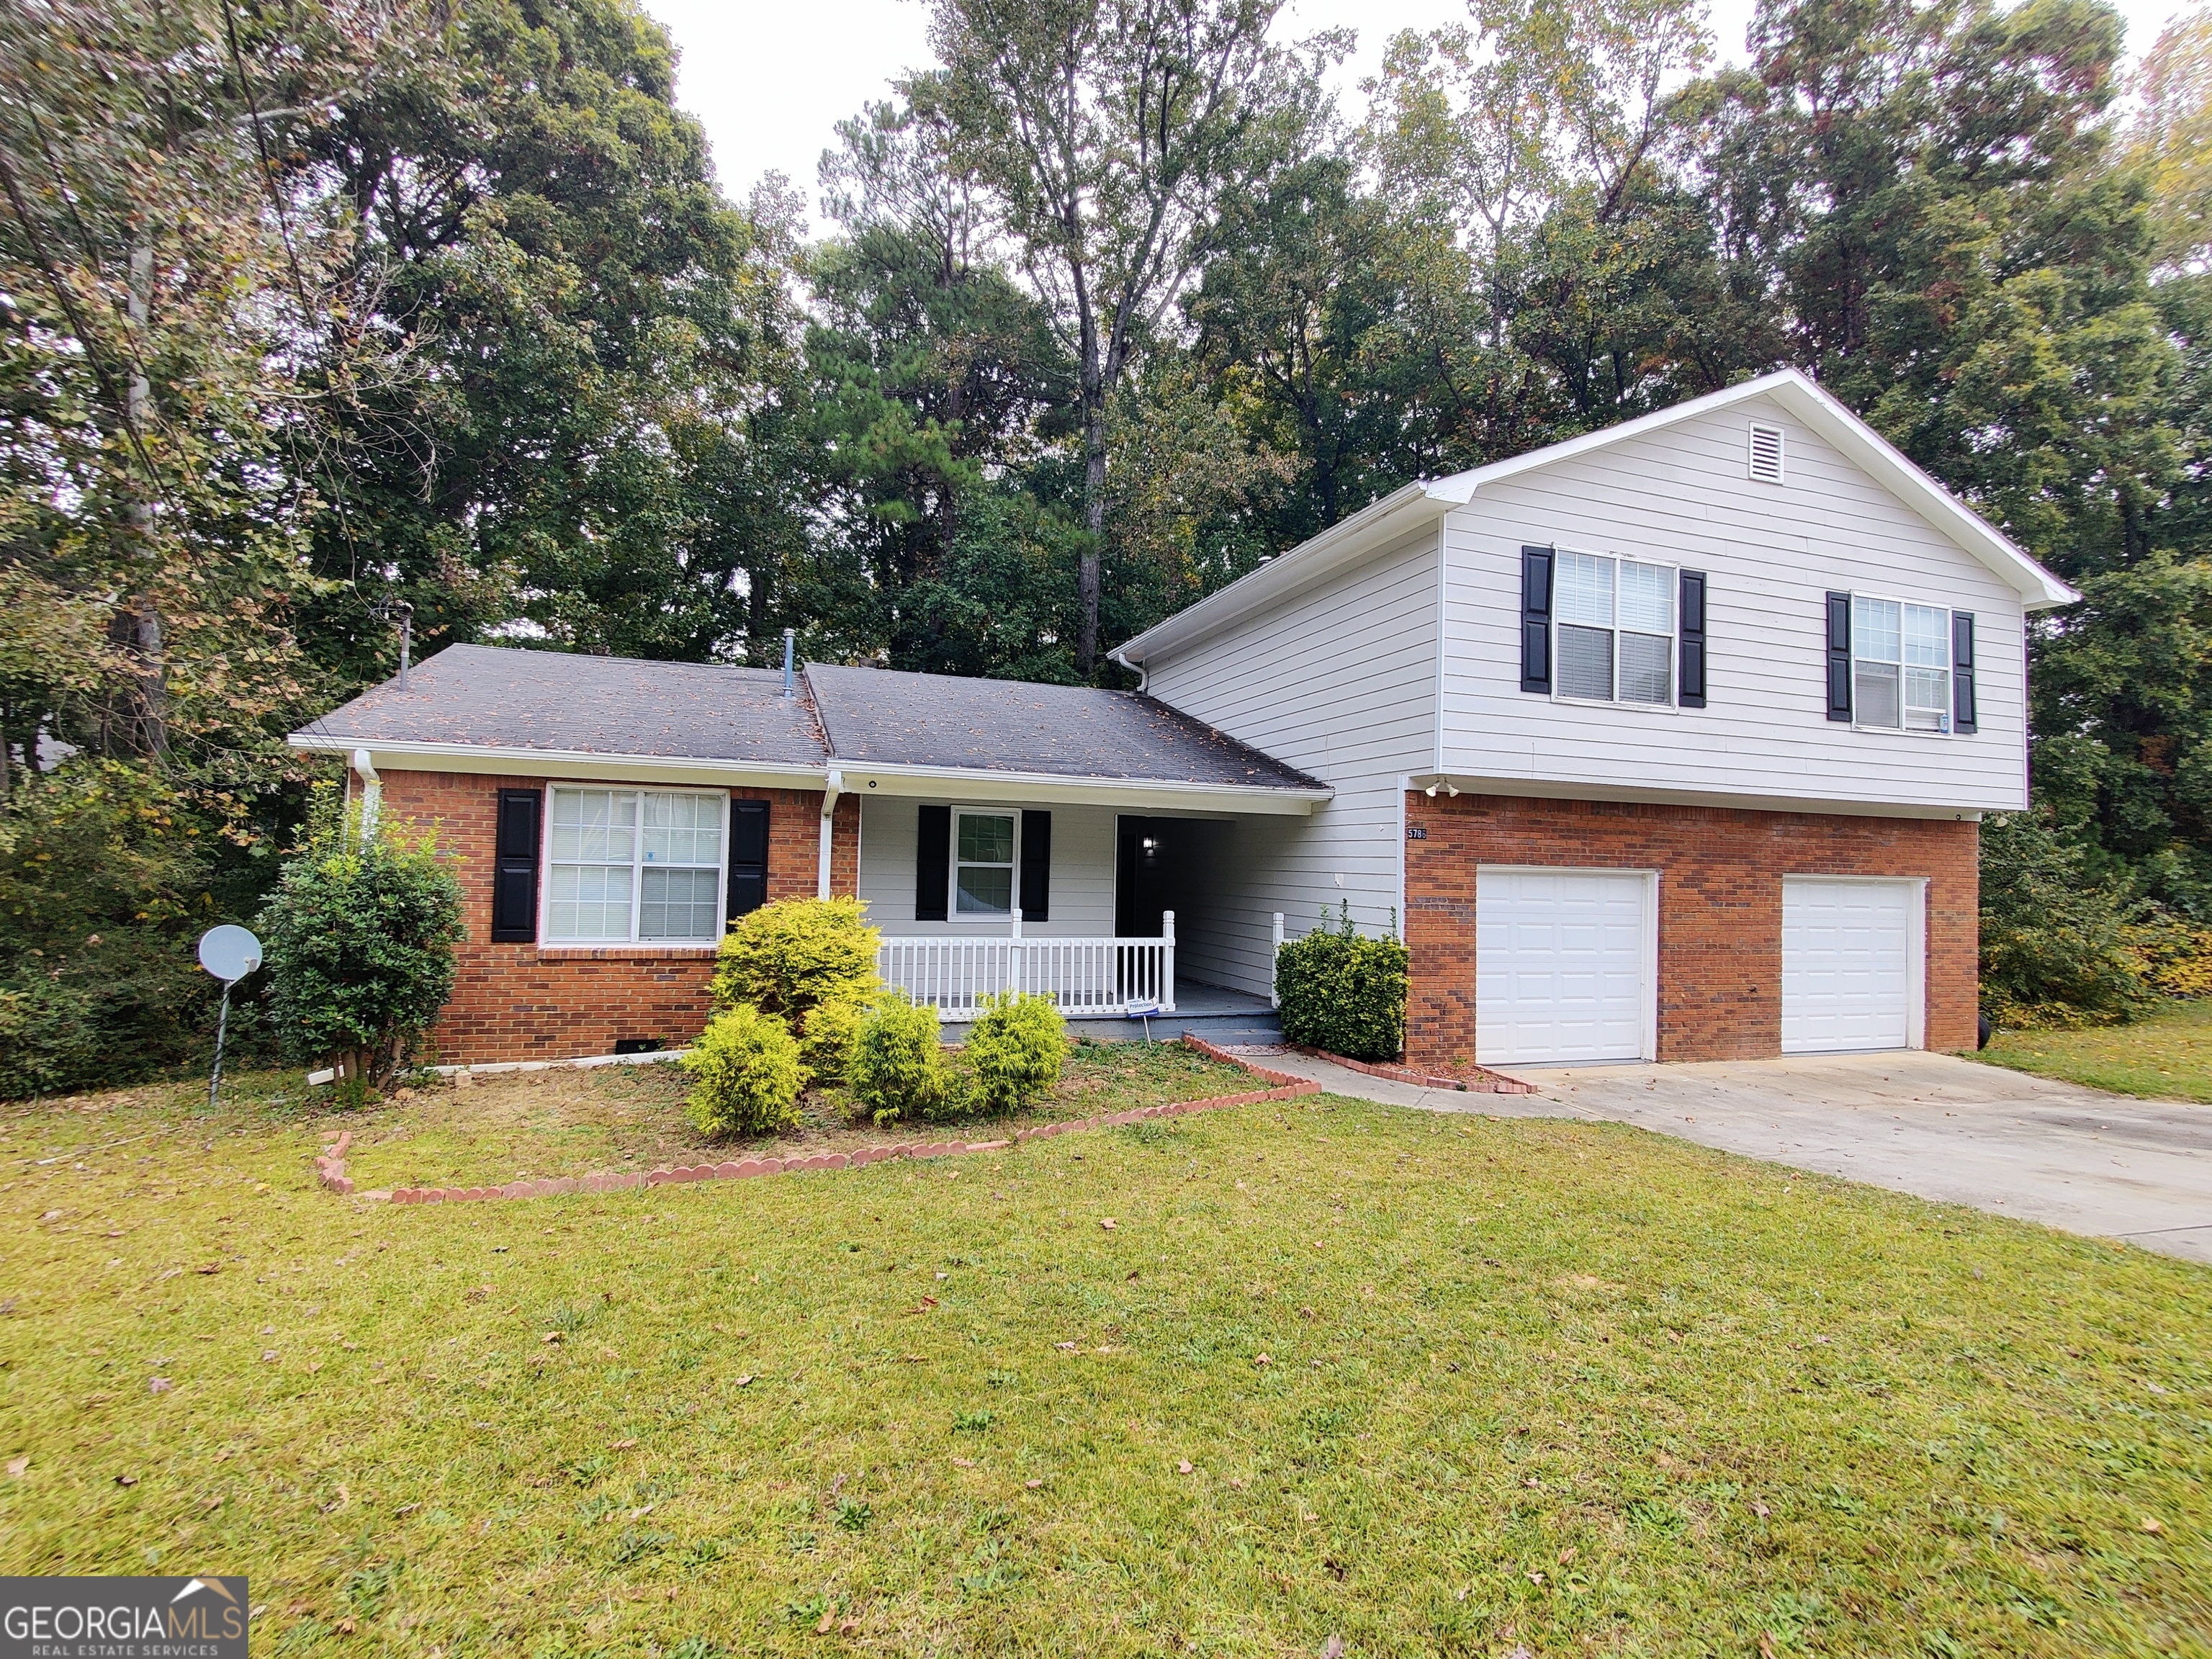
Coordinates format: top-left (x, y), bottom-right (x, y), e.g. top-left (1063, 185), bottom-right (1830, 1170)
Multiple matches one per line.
top-left (1748, 423), bottom-right (1785, 483)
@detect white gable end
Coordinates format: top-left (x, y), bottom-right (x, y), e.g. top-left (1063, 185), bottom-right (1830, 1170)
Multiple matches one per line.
top-left (1440, 391), bottom-right (2029, 814)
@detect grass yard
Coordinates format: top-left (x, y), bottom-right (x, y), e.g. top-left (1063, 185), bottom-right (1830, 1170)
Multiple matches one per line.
top-left (1978, 999), bottom-right (2212, 1104)
top-left (277, 1041), bottom-right (1249, 1195)
top-left (1, 1057), bottom-right (2208, 1658)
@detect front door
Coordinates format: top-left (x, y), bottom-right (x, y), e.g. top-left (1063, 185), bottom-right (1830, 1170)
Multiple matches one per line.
top-left (1115, 816), bottom-right (1183, 938)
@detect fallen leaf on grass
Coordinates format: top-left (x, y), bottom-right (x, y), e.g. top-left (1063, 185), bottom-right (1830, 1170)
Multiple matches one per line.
top-left (1024, 1479), bottom-right (1043, 1489)
top-left (541, 1331), bottom-right (563, 1345)
top-left (950, 1457), bottom-right (976, 1468)
top-left (2141, 1516), bottom-right (2164, 1534)
top-left (148, 1378), bottom-right (172, 1395)
top-left (114, 1473), bottom-right (138, 1487)
top-left (1100, 1218), bottom-right (1116, 1231)
top-left (194, 1264), bottom-right (220, 1275)
top-left (1752, 1501), bottom-right (1771, 1519)
top-left (1177, 1460), bottom-right (1194, 1475)
top-left (734, 1375), bottom-right (754, 1388)
top-left (1321, 1637), bottom-right (1344, 1659)
top-left (1758, 1635), bottom-right (1779, 1659)
top-left (1558, 1547), bottom-right (1576, 1565)
top-left (608, 1438), bottom-right (638, 1451)
top-left (815, 1606), bottom-right (835, 1635)
top-left (901, 1354), bottom-right (925, 1363)
top-left (395, 1502), bottom-right (421, 1516)
top-left (1055, 1341), bottom-right (1079, 1352)
top-left (336, 1617), bottom-right (357, 1635)
top-left (1254, 1354), bottom-right (1271, 1367)
top-left (4, 1457), bottom-right (26, 1478)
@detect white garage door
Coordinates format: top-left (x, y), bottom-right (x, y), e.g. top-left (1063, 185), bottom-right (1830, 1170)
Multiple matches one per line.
top-left (1781, 878), bottom-right (1918, 1053)
top-left (1476, 868), bottom-right (1651, 1066)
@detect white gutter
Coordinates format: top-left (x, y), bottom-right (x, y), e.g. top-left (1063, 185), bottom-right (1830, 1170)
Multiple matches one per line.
top-left (817, 767), bottom-right (843, 897)
top-left (839, 760), bottom-right (1329, 816)
top-left (290, 734), bottom-right (826, 791)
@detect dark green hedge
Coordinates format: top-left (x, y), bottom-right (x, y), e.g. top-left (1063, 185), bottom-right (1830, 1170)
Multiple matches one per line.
top-left (1274, 910), bottom-right (1408, 1062)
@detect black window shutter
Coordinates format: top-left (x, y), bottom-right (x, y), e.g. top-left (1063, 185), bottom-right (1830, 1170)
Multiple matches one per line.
top-left (1020, 810), bottom-right (1051, 922)
top-left (490, 789), bottom-right (541, 943)
top-left (1825, 592), bottom-right (1853, 721)
top-left (1520, 546), bottom-right (1554, 693)
top-left (1952, 612), bottom-right (1977, 734)
top-left (726, 799), bottom-right (769, 922)
top-left (1678, 570), bottom-right (1707, 709)
top-left (915, 804), bottom-right (950, 922)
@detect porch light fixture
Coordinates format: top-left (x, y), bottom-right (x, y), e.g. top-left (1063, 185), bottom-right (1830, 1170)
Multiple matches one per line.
top-left (1141, 836), bottom-right (1161, 854)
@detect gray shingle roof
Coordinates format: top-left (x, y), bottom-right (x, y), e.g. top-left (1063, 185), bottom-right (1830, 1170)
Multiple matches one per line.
top-left (295, 644), bottom-right (830, 765)
top-left (294, 645), bottom-right (1325, 794)
top-left (804, 665), bottom-right (1323, 791)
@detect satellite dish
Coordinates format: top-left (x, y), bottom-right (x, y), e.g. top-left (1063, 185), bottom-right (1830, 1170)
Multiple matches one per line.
top-left (197, 925), bottom-right (262, 984)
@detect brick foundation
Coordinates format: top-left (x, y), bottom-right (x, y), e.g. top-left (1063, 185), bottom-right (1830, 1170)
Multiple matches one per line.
top-left (378, 768), bottom-right (860, 1066)
top-left (1403, 792), bottom-right (1979, 1066)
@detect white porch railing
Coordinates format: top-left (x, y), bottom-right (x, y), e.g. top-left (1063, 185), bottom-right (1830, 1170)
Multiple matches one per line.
top-left (878, 910), bottom-right (1175, 1020)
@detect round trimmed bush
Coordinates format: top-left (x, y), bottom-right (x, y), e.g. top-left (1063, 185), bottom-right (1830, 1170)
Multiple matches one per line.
top-left (848, 992), bottom-right (958, 1125)
top-left (711, 896), bottom-right (881, 1023)
top-left (966, 991), bottom-right (1066, 1112)
top-left (799, 997), bottom-right (868, 1082)
top-left (682, 1004), bottom-right (806, 1137)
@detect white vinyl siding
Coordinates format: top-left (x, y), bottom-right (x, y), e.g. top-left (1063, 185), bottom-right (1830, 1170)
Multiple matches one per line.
top-left (859, 799), bottom-right (1118, 936)
top-left (544, 786), bottom-right (726, 945)
top-left (1136, 524), bottom-right (1440, 997)
top-left (1442, 392), bottom-right (2028, 813)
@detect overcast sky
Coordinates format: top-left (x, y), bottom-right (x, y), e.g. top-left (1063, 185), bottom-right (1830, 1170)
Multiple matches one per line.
top-left (642, 0), bottom-right (2193, 231)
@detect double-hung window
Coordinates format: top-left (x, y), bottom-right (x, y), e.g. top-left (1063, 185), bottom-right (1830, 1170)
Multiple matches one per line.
top-left (953, 809), bottom-right (1017, 915)
top-left (1555, 550), bottom-right (1676, 706)
top-left (1851, 596), bottom-right (1951, 733)
top-left (545, 786), bottom-right (726, 944)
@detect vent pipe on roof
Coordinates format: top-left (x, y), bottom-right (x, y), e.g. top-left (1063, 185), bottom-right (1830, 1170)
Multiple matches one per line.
top-left (782, 628), bottom-right (796, 698)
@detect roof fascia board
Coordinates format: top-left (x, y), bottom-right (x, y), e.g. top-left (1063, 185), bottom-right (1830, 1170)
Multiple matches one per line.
top-left (1423, 770), bottom-right (1992, 822)
top-left (288, 736), bottom-right (827, 791)
top-left (1113, 480), bottom-right (1464, 667)
top-left (842, 761), bottom-right (1328, 815)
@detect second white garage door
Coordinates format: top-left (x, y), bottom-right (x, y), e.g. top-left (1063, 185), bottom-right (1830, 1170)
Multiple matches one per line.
top-left (1781, 878), bottom-right (1921, 1053)
top-left (1476, 868), bottom-right (1653, 1066)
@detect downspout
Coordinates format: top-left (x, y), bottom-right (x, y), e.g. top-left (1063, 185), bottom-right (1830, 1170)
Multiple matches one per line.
top-left (351, 747), bottom-right (382, 838)
top-left (817, 767), bottom-right (842, 898)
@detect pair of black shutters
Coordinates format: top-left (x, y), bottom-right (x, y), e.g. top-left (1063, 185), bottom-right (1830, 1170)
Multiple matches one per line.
top-left (1519, 545), bottom-right (1706, 707)
top-left (1824, 593), bottom-right (1977, 732)
top-left (913, 804), bottom-right (1050, 922)
top-left (487, 792), bottom-right (773, 944)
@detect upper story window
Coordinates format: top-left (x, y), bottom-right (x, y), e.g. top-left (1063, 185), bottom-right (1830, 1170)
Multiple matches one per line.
top-left (954, 809), bottom-right (1016, 914)
top-left (1826, 592), bottom-right (1976, 735)
top-left (546, 786), bottom-right (725, 944)
top-left (1555, 550), bottom-right (1676, 706)
top-left (1852, 596), bottom-right (1951, 733)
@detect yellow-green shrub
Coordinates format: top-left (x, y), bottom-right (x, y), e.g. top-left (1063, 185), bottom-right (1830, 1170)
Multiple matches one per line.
top-left (966, 992), bottom-right (1066, 1112)
top-left (711, 896), bottom-right (881, 1025)
top-left (681, 1004), bottom-right (806, 1137)
top-left (2123, 912), bottom-right (2212, 999)
top-left (799, 997), bottom-right (869, 1082)
top-left (848, 993), bottom-right (958, 1125)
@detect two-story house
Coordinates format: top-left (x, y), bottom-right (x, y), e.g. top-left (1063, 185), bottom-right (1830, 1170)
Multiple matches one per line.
top-left (295, 369), bottom-right (2075, 1069)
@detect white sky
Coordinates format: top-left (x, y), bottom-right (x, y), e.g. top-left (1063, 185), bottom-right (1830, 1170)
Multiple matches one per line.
top-left (645, 0), bottom-right (2196, 230)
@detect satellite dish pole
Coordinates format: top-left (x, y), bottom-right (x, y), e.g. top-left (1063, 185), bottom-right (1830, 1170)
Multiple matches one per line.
top-left (197, 925), bottom-right (264, 1110)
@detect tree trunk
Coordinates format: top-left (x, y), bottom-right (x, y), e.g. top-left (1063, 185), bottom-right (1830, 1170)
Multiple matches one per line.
top-left (1079, 383), bottom-right (1106, 676)
top-left (126, 239), bottom-right (166, 758)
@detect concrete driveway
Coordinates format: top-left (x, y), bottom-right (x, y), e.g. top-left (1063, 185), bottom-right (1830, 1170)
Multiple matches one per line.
top-left (1263, 1048), bottom-right (2212, 1264)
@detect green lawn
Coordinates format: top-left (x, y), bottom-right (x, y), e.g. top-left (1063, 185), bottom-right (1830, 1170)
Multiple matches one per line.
top-left (1, 1059), bottom-right (2207, 1658)
top-left (1978, 998), bottom-right (2212, 1104)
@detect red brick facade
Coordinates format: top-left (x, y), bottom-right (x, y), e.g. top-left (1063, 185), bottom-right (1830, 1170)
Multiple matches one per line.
top-left (377, 768), bottom-right (860, 1065)
top-left (1403, 791), bottom-right (1979, 1066)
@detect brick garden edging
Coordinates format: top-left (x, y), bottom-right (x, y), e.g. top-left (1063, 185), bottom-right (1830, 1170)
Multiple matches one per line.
top-left (328, 1034), bottom-right (1320, 1206)
top-left (1292, 1047), bottom-right (1537, 1095)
